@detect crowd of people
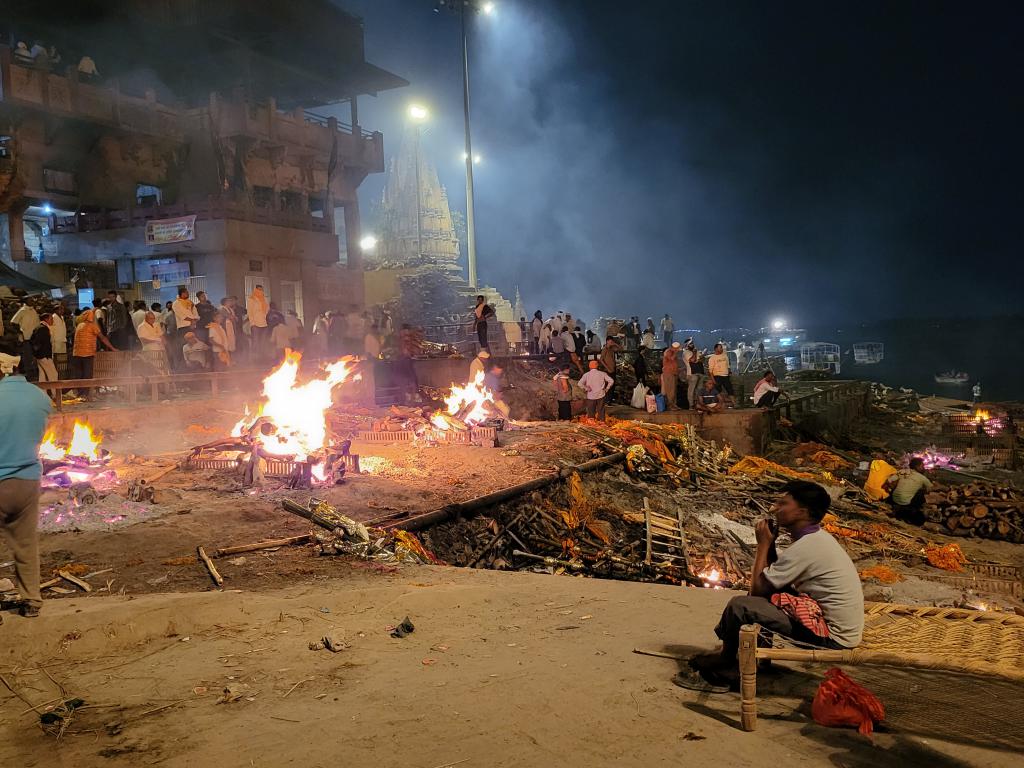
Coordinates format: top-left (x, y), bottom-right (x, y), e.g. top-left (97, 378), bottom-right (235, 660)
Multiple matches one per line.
top-left (0, 284), bottom-right (410, 403)
top-left (10, 38), bottom-right (100, 80)
top-left (526, 315), bottom-right (785, 422)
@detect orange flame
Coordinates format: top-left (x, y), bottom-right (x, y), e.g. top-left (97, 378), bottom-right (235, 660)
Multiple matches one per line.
top-left (38, 421), bottom-right (102, 462)
top-left (974, 409), bottom-right (991, 423)
top-left (232, 350), bottom-right (357, 460)
top-left (442, 371), bottom-right (495, 426)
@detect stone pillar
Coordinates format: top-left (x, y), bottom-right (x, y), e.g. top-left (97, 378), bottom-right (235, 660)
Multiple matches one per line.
top-left (343, 202), bottom-right (362, 271)
top-left (342, 202), bottom-right (365, 310)
top-left (6, 207), bottom-right (26, 261)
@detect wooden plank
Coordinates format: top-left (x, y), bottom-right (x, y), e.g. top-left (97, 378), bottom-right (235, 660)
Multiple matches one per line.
top-left (643, 498), bottom-right (653, 566)
top-left (674, 505), bottom-right (694, 576)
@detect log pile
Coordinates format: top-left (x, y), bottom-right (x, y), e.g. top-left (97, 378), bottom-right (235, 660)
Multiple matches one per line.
top-left (924, 485), bottom-right (1024, 542)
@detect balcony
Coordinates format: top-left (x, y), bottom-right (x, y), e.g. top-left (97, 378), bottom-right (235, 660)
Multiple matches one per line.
top-left (0, 47), bottom-right (185, 140)
top-left (50, 196), bottom-right (332, 235)
top-left (209, 97), bottom-right (383, 174)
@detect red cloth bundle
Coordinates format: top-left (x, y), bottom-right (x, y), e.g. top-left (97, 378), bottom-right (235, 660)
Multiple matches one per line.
top-left (812, 668), bottom-right (886, 736)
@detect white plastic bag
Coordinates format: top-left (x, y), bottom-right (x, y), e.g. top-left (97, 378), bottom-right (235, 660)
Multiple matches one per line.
top-left (645, 394), bottom-right (658, 414)
top-left (631, 383), bottom-right (649, 409)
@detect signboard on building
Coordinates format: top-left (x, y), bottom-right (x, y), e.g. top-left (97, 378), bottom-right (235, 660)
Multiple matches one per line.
top-left (150, 261), bottom-right (192, 284)
top-left (145, 215), bottom-right (197, 245)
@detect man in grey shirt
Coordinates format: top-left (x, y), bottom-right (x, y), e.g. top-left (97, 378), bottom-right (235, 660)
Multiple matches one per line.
top-left (680, 480), bottom-right (864, 691)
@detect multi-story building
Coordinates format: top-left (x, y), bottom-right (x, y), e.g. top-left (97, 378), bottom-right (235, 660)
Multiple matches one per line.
top-left (0, 0), bottom-right (406, 321)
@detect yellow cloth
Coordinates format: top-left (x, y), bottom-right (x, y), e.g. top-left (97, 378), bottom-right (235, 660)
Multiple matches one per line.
top-left (864, 459), bottom-right (898, 500)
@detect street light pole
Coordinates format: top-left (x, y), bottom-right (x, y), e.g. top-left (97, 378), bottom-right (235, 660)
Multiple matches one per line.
top-left (461, 3), bottom-right (478, 289)
top-left (414, 122), bottom-right (424, 260)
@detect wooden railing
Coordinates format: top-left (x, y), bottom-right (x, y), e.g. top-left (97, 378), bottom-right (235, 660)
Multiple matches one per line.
top-left (35, 369), bottom-right (267, 411)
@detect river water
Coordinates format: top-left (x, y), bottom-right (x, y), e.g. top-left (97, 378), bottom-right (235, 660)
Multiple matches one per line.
top-left (799, 318), bottom-right (1024, 403)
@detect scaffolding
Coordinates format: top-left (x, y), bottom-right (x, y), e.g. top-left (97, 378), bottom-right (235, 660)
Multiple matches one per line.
top-left (800, 342), bottom-right (842, 375)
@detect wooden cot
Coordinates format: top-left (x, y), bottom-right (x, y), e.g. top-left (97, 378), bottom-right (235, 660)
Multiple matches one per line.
top-left (738, 601), bottom-right (1024, 731)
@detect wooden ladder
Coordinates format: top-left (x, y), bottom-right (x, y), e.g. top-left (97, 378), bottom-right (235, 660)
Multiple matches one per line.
top-left (644, 497), bottom-right (693, 574)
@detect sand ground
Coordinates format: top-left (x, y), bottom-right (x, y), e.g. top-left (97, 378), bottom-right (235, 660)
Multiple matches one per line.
top-left (2, 565), bottom-right (1021, 768)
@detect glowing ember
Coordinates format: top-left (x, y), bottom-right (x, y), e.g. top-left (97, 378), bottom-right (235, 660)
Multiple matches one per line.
top-left (38, 420), bottom-right (103, 462)
top-left (698, 567), bottom-right (723, 589)
top-left (970, 409), bottom-right (1006, 437)
top-left (438, 371), bottom-right (495, 427)
top-left (911, 448), bottom-right (964, 471)
top-left (232, 350), bottom-right (357, 460)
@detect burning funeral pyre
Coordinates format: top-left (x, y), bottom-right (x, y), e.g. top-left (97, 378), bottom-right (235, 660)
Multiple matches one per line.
top-left (38, 421), bottom-right (116, 491)
top-left (360, 372), bottom-right (503, 446)
top-left (185, 351), bottom-right (361, 487)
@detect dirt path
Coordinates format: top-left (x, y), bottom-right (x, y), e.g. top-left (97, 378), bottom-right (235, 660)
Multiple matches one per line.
top-left (2, 566), bottom-right (1020, 767)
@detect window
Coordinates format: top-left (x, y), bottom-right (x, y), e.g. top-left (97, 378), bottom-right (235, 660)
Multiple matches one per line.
top-left (309, 196), bottom-right (325, 218)
top-left (136, 184), bottom-right (163, 207)
top-left (279, 281), bottom-right (304, 325)
top-left (280, 191), bottom-right (303, 213)
top-left (248, 260), bottom-right (264, 273)
top-left (252, 186), bottom-right (273, 209)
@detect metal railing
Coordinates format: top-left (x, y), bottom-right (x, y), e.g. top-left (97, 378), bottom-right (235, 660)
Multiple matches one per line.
top-left (303, 111), bottom-right (377, 140)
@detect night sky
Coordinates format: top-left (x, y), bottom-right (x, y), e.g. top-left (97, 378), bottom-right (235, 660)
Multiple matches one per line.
top-left (339, 0), bottom-right (1023, 328)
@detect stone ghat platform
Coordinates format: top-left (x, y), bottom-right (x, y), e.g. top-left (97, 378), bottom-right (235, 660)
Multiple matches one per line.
top-left (606, 405), bottom-right (773, 456)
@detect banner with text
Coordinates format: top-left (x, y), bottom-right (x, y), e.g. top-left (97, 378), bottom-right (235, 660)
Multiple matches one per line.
top-left (145, 215), bottom-right (197, 245)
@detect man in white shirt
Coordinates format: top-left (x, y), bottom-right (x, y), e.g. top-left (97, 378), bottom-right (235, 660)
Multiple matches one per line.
top-left (49, 309), bottom-right (67, 356)
top-left (578, 361), bottom-right (613, 421)
top-left (530, 311), bottom-right (543, 354)
top-left (660, 314), bottom-right (675, 346)
top-left (753, 370), bottom-right (781, 408)
top-left (172, 287), bottom-right (199, 331)
top-left (707, 343), bottom-right (735, 406)
top-left (171, 288), bottom-right (199, 370)
top-left (136, 312), bottom-right (164, 351)
top-left (681, 481), bottom-right (864, 692)
top-left (11, 301), bottom-right (40, 340)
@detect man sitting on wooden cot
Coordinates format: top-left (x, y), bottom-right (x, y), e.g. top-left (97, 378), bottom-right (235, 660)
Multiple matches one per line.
top-left (676, 480), bottom-right (864, 692)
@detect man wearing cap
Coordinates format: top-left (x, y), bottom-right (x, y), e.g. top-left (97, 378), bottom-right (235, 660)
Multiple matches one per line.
top-left (662, 342), bottom-right (681, 410)
top-left (579, 360), bottom-right (613, 421)
top-left (469, 349), bottom-right (490, 381)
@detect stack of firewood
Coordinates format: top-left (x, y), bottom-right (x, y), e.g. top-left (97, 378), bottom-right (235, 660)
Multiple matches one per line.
top-left (923, 485), bottom-right (1024, 542)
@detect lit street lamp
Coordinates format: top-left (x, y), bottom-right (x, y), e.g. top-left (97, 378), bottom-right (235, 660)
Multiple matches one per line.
top-left (461, 152), bottom-right (482, 164)
top-left (360, 235), bottom-right (378, 252)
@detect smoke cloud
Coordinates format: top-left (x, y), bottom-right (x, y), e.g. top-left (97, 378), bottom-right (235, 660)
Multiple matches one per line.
top-left (343, 0), bottom-right (1024, 328)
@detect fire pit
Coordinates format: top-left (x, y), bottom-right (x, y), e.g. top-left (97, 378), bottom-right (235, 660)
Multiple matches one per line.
top-left (38, 421), bottom-right (117, 490)
top-left (182, 351), bottom-right (362, 488)
top-left (359, 372), bottom-right (503, 446)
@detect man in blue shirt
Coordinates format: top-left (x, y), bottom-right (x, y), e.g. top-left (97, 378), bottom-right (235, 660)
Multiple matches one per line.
top-left (0, 337), bottom-right (53, 621)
